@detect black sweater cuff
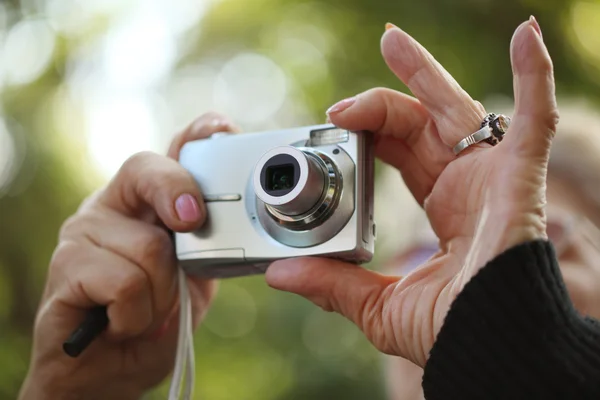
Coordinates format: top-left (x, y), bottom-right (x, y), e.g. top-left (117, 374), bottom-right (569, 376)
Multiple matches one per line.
top-left (422, 240), bottom-right (600, 399)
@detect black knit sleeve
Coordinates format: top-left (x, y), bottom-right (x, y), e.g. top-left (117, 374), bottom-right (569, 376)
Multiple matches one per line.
top-left (422, 240), bottom-right (600, 400)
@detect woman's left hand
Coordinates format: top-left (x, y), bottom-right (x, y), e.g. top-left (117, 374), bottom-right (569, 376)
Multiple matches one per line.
top-left (19, 113), bottom-right (238, 400)
top-left (266, 18), bottom-right (558, 367)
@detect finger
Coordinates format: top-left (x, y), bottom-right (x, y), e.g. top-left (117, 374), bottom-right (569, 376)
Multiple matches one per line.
top-left (326, 88), bottom-right (429, 150)
top-left (266, 257), bottom-right (401, 353)
top-left (187, 276), bottom-right (218, 329)
top-left (381, 24), bottom-right (486, 145)
top-left (50, 241), bottom-right (154, 339)
top-left (326, 88), bottom-right (448, 204)
top-left (98, 151), bottom-right (206, 232)
top-left (143, 277), bottom-right (217, 343)
top-left (167, 112), bottom-right (241, 160)
top-left (506, 17), bottom-right (559, 157)
top-left (59, 210), bottom-right (179, 329)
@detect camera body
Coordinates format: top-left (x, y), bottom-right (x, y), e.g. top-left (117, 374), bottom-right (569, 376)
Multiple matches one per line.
top-left (175, 124), bottom-right (375, 278)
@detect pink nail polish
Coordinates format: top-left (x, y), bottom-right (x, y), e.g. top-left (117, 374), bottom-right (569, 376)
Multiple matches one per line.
top-left (326, 97), bottom-right (357, 115)
top-left (529, 16), bottom-right (542, 38)
top-left (175, 194), bottom-right (201, 222)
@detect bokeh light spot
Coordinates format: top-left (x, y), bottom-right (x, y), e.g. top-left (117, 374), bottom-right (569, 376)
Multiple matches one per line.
top-left (276, 36), bottom-right (328, 85)
top-left (85, 95), bottom-right (159, 178)
top-left (302, 308), bottom-right (362, 359)
top-left (101, 11), bottom-right (176, 90)
top-left (570, 1), bottom-right (600, 65)
top-left (164, 65), bottom-right (220, 130)
top-left (203, 282), bottom-right (257, 338)
top-left (0, 3), bottom-right (8, 32)
top-left (0, 119), bottom-right (16, 195)
top-left (1, 19), bottom-right (56, 86)
top-left (46, 0), bottom-right (123, 35)
top-left (214, 53), bottom-right (287, 126)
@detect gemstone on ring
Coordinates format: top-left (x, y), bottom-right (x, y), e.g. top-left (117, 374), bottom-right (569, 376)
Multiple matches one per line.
top-left (491, 115), bottom-right (510, 138)
top-left (484, 114), bottom-right (511, 146)
top-left (453, 112), bottom-right (512, 155)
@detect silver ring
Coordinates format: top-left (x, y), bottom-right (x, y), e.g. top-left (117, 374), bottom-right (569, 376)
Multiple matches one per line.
top-left (452, 113), bottom-right (511, 155)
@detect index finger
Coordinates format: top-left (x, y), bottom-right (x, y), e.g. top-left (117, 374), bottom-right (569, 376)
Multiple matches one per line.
top-left (326, 88), bottom-right (444, 204)
top-left (382, 24), bottom-right (486, 145)
top-left (167, 112), bottom-right (241, 160)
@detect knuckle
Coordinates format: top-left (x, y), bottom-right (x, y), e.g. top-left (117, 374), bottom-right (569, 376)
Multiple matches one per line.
top-left (188, 111), bottom-right (235, 136)
top-left (365, 87), bottom-right (392, 99)
top-left (120, 152), bottom-right (173, 202)
top-left (77, 189), bottom-right (104, 212)
top-left (48, 240), bottom-right (79, 276)
top-left (120, 151), bottom-right (157, 176)
top-left (539, 54), bottom-right (554, 75)
top-left (115, 268), bottom-right (150, 301)
top-left (473, 100), bottom-right (486, 114)
top-left (137, 228), bottom-right (174, 264)
top-left (59, 210), bottom-right (104, 241)
top-left (152, 167), bottom-right (180, 188)
top-left (313, 296), bottom-right (335, 313)
top-left (546, 108), bottom-right (560, 133)
top-left (198, 110), bottom-right (226, 121)
top-left (533, 107), bottom-right (560, 137)
top-left (58, 214), bottom-right (81, 239)
top-left (149, 171), bottom-right (193, 207)
top-left (188, 111), bottom-right (225, 133)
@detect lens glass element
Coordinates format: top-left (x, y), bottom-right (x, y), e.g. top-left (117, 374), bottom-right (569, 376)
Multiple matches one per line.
top-left (266, 164), bottom-right (295, 192)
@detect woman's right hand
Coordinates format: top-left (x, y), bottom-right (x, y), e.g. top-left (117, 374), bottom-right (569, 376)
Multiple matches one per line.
top-left (266, 18), bottom-right (558, 368)
top-left (19, 113), bottom-right (238, 400)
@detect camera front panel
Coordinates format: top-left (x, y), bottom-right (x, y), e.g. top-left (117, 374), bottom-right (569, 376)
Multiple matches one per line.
top-left (176, 124), bottom-right (374, 277)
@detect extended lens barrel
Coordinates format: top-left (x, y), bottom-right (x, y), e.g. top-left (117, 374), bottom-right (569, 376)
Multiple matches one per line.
top-left (253, 146), bottom-right (327, 216)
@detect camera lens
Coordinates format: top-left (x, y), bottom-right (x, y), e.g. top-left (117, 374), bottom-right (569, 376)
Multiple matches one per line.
top-left (254, 146), bottom-right (328, 216)
top-left (258, 153), bottom-right (301, 197)
top-left (266, 164), bottom-right (294, 191)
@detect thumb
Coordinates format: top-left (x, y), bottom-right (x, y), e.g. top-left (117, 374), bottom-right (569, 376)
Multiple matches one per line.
top-left (266, 257), bottom-right (400, 351)
top-left (99, 152), bottom-right (207, 232)
top-left (506, 17), bottom-right (559, 156)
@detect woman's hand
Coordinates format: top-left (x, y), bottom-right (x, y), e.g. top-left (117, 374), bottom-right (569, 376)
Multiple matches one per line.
top-left (266, 18), bottom-right (558, 367)
top-left (19, 113), bottom-right (238, 400)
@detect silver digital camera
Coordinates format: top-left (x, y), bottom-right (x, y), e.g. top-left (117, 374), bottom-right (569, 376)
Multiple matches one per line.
top-left (175, 124), bottom-right (375, 278)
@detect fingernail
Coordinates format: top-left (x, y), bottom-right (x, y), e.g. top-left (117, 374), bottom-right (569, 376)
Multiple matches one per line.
top-left (385, 22), bottom-right (397, 31)
top-left (210, 118), bottom-right (228, 127)
top-left (326, 96), bottom-right (356, 115)
top-left (175, 194), bottom-right (201, 222)
top-left (529, 16), bottom-right (542, 38)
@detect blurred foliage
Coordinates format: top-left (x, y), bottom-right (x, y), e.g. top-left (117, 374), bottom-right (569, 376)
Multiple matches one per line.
top-left (1, 0), bottom-right (600, 399)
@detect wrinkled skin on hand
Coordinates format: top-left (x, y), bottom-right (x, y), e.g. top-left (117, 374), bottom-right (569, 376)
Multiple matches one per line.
top-left (266, 18), bottom-right (558, 367)
top-left (19, 113), bottom-right (239, 400)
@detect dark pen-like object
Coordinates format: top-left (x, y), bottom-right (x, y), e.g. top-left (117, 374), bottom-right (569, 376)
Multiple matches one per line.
top-left (62, 231), bottom-right (176, 357)
top-left (63, 306), bottom-right (109, 357)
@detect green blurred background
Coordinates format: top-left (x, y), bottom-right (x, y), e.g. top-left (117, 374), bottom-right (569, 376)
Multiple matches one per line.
top-left (1, 0), bottom-right (600, 399)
